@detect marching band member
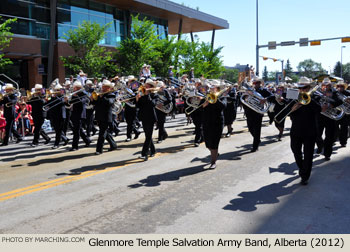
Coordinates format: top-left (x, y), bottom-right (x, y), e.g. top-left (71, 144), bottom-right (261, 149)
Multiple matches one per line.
top-left (266, 84), bottom-right (276, 125)
top-left (223, 83), bottom-right (237, 137)
top-left (315, 78), bottom-right (343, 161)
top-left (155, 81), bottom-right (171, 143)
top-left (289, 77), bottom-right (321, 185)
top-left (243, 77), bottom-right (273, 152)
top-left (190, 80), bottom-right (205, 147)
top-left (84, 80), bottom-right (97, 137)
top-left (68, 81), bottom-right (91, 151)
top-left (29, 84), bottom-right (51, 146)
top-left (92, 80), bottom-right (117, 155)
top-left (124, 76), bottom-right (140, 142)
top-left (272, 83), bottom-right (288, 141)
top-left (47, 84), bottom-right (69, 149)
top-left (63, 80), bottom-right (73, 135)
top-left (335, 81), bottom-right (350, 147)
top-left (0, 84), bottom-right (22, 146)
top-left (202, 81), bottom-right (227, 169)
top-left (136, 78), bottom-right (159, 161)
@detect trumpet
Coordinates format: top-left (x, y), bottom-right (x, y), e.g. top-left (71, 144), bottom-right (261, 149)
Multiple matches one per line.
top-left (91, 87), bottom-right (117, 101)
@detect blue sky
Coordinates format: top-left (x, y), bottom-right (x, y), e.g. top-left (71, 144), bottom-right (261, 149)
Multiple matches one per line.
top-left (171, 0), bottom-right (350, 75)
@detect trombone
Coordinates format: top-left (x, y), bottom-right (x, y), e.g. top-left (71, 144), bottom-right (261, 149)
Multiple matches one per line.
top-left (185, 88), bottom-right (228, 115)
top-left (91, 87), bottom-right (118, 101)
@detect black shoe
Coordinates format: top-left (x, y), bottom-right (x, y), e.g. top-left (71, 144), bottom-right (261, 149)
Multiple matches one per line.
top-left (225, 133), bottom-right (231, 138)
top-left (95, 151), bottom-right (101, 155)
top-left (163, 134), bottom-right (168, 140)
top-left (324, 156), bottom-right (331, 161)
top-left (69, 148), bottom-right (77, 151)
top-left (157, 140), bottom-right (162, 144)
top-left (134, 131), bottom-right (140, 140)
top-left (194, 143), bottom-right (199, 147)
top-left (316, 147), bottom-right (323, 154)
top-left (341, 144), bottom-right (347, 148)
top-left (85, 140), bottom-right (91, 147)
top-left (125, 138), bottom-right (131, 142)
top-left (300, 179), bottom-right (308, 185)
top-left (44, 138), bottom-right (51, 144)
top-left (140, 155), bottom-right (148, 161)
top-left (63, 139), bottom-right (69, 146)
top-left (108, 146), bottom-right (117, 152)
top-left (251, 147), bottom-right (258, 152)
top-left (31, 143), bottom-right (39, 147)
top-left (52, 145), bottom-right (59, 149)
top-left (16, 138), bottom-right (23, 143)
top-left (0, 143), bottom-right (8, 146)
top-left (150, 152), bottom-right (156, 157)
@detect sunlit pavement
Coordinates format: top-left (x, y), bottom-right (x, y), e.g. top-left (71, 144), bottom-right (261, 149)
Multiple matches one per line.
top-left (0, 112), bottom-right (349, 234)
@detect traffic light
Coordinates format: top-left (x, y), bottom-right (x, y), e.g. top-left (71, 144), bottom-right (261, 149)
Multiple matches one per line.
top-left (263, 57), bottom-right (268, 60)
top-left (310, 41), bottom-right (321, 46)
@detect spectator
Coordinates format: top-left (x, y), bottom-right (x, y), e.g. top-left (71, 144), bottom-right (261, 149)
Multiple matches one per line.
top-left (0, 107), bottom-right (6, 143)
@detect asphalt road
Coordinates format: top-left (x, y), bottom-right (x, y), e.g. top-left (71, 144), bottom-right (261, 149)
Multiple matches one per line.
top-left (0, 112), bottom-right (349, 234)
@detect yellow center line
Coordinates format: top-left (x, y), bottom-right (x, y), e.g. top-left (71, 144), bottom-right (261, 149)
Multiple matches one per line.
top-left (0, 158), bottom-right (145, 202)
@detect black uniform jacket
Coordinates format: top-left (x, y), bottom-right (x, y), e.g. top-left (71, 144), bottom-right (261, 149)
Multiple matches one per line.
top-left (92, 93), bottom-right (116, 123)
top-left (70, 91), bottom-right (88, 119)
top-left (47, 96), bottom-right (66, 120)
top-left (136, 93), bottom-right (158, 123)
top-left (0, 93), bottom-right (17, 119)
top-left (290, 99), bottom-right (321, 137)
top-left (30, 96), bottom-right (46, 120)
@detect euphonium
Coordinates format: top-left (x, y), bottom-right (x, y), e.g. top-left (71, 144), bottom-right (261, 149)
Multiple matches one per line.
top-left (314, 90), bottom-right (345, 121)
top-left (239, 82), bottom-right (271, 114)
top-left (337, 92), bottom-right (350, 115)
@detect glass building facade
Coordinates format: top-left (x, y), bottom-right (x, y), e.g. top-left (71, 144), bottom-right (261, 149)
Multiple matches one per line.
top-left (0, 0), bottom-right (168, 47)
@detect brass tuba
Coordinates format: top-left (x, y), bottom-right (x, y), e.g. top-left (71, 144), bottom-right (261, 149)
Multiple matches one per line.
top-left (239, 82), bottom-right (271, 114)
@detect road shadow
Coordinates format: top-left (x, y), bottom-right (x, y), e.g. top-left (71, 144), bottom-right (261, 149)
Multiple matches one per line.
top-left (223, 176), bottom-right (300, 212)
top-left (56, 156), bottom-right (145, 176)
top-left (128, 163), bottom-right (208, 188)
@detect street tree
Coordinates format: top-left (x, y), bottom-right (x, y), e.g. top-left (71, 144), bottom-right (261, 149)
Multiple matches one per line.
top-left (262, 66), bottom-right (268, 82)
top-left (342, 63), bottom-right (350, 83)
top-left (0, 16), bottom-right (17, 69)
top-left (297, 59), bottom-right (326, 78)
top-left (60, 21), bottom-right (112, 77)
top-left (221, 68), bottom-right (239, 83)
top-left (333, 61), bottom-right (342, 77)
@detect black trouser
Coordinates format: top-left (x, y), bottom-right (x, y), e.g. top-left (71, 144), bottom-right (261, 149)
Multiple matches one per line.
top-left (192, 116), bottom-right (203, 143)
top-left (316, 115), bottom-right (336, 157)
top-left (156, 111), bottom-right (168, 141)
top-left (85, 109), bottom-right (96, 137)
top-left (96, 121), bottom-right (116, 153)
top-left (290, 134), bottom-right (316, 181)
top-left (141, 120), bottom-right (155, 156)
top-left (246, 112), bottom-right (263, 149)
top-left (335, 115), bottom-right (349, 146)
top-left (267, 111), bottom-right (275, 124)
top-left (32, 117), bottom-right (50, 144)
top-left (63, 108), bottom-right (73, 134)
top-left (126, 117), bottom-right (138, 139)
top-left (52, 118), bottom-right (68, 146)
top-left (3, 118), bottom-right (22, 144)
top-left (71, 118), bottom-right (90, 149)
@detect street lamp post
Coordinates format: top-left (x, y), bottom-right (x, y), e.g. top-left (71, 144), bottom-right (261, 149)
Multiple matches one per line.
top-left (256, 0), bottom-right (259, 76)
top-left (341, 46), bottom-right (346, 78)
